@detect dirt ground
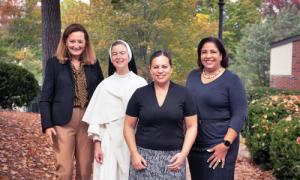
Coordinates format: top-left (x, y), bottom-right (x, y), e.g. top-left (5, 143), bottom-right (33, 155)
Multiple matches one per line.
top-left (0, 111), bottom-right (275, 180)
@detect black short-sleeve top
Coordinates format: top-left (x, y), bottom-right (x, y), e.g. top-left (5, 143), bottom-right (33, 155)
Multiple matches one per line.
top-left (126, 81), bottom-right (197, 151)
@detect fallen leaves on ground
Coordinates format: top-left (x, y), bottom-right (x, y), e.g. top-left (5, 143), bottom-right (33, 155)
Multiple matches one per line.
top-left (0, 111), bottom-right (55, 180)
top-left (0, 111), bottom-right (276, 180)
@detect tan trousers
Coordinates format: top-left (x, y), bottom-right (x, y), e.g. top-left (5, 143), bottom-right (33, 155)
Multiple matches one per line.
top-left (53, 108), bottom-right (93, 180)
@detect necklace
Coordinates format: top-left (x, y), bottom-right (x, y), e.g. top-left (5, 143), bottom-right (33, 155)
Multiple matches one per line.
top-left (202, 68), bottom-right (224, 79)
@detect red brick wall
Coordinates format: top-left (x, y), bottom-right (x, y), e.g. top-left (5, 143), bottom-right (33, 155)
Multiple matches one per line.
top-left (270, 40), bottom-right (300, 90)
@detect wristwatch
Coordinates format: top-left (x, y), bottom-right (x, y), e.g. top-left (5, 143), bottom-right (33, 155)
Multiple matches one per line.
top-left (223, 140), bottom-right (231, 148)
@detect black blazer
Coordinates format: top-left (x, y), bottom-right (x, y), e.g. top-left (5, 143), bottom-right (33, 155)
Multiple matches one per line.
top-left (40, 57), bottom-right (104, 133)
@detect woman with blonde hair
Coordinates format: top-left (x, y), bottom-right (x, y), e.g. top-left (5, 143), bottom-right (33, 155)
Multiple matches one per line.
top-left (40, 23), bottom-right (103, 179)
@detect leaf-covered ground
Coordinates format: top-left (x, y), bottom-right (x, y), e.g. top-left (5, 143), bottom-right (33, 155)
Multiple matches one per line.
top-left (0, 111), bottom-right (275, 180)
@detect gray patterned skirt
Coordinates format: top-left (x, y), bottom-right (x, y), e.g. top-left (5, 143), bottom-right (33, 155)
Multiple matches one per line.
top-left (129, 146), bottom-right (186, 180)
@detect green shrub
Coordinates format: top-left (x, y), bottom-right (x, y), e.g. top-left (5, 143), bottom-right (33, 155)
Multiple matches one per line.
top-left (243, 96), bottom-right (288, 169)
top-left (243, 94), bottom-right (300, 174)
top-left (242, 87), bottom-right (300, 178)
top-left (247, 86), bottom-right (300, 102)
top-left (0, 62), bottom-right (39, 109)
top-left (270, 117), bottom-right (300, 179)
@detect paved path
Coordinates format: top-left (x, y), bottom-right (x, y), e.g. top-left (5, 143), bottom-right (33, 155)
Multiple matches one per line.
top-left (0, 111), bottom-right (275, 179)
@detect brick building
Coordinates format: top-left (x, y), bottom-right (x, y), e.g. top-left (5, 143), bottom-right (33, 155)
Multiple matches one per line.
top-left (270, 35), bottom-right (300, 90)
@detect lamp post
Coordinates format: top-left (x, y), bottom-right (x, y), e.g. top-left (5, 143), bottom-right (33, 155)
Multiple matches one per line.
top-left (218, 0), bottom-right (225, 40)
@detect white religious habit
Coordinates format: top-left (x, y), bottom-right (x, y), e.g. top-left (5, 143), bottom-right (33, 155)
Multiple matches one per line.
top-left (82, 71), bottom-right (147, 180)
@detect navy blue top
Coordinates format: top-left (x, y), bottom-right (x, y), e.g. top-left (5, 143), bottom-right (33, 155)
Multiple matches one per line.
top-left (126, 81), bottom-right (197, 151)
top-left (186, 69), bottom-right (247, 150)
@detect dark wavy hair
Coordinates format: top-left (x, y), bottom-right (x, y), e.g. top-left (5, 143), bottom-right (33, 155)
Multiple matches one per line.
top-left (197, 36), bottom-right (228, 69)
top-left (149, 50), bottom-right (172, 67)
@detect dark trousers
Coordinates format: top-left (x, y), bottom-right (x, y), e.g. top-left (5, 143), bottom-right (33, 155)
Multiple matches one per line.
top-left (188, 139), bottom-right (239, 180)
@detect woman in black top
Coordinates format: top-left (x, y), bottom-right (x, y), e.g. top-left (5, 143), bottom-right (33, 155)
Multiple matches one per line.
top-left (186, 37), bottom-right (247, 180)
top-left (40, 23), bottom-right (103, 179)
top-left (124, 50), bottom-right (197, 179)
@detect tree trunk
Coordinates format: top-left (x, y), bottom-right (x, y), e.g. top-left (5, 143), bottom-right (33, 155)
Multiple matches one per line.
top-left (41, 0), bottom-right (61, 82)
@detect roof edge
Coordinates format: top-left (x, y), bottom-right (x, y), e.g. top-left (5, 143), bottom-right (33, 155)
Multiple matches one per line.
top-left (271, 34), bottom-right (300, 48)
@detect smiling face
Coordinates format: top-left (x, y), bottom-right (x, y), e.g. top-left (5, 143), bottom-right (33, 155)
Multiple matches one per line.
top-left (111, 44), bottom-right (129, 71)
top-left (200, 42), bottom-right (222, 72)
top-left (150, 55), bottom-right (172, 85)
top-left (66, 31), bottom-right (86, 59)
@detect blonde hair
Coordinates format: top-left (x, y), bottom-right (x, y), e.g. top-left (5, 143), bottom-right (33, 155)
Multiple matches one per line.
top-left (56, 23), bottom-right (96, 65)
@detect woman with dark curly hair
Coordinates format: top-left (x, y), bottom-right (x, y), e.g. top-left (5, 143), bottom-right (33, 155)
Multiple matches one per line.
top-left (186, 37), bottom-right (247, 180)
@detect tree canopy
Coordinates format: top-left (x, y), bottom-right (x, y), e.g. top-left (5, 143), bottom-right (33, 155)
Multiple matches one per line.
top-left (232, 6), bottom-right (300, 86)
top-left (1, 0), bottom-right (300, 86)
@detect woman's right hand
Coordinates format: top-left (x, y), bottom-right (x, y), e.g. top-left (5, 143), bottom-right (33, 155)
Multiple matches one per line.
top-left (45, 127), bottom-right (56, 145)
top-left (131, 152), bottom-right (147, 170)
top-left (94, 141), bottom-right (103, 164)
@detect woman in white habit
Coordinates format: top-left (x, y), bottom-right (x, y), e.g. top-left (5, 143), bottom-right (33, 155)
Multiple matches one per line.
top-left (83, 40), bottom-right (147, 180)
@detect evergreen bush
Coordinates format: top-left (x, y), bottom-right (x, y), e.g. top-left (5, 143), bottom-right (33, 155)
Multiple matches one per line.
top-left (270, 117), bottom-right (300, 179)
top-left (247, 86), bottom-right (300, 102)
top-left (243, 92), bottom-right (300, 179)
top-left (0, 62), bottom-right (39, 109)
top-left (243, 96), bottom-right (287, 169)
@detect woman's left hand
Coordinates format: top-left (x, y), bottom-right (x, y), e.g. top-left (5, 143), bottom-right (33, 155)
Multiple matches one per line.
top-left (207, 143), bottom-right (229, 169)
top-left (167, 152), bottom-right (186, 172)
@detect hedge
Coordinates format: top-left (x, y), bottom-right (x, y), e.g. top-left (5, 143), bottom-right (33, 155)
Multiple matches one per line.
top-left (0, 62), bottom-right (39, 109)
top-left (270, 117), bottom-right (300, 178)
top-left (243, 87), bottom-right (300, 179)
top-left (247, 86), bottom-right (300, 102)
